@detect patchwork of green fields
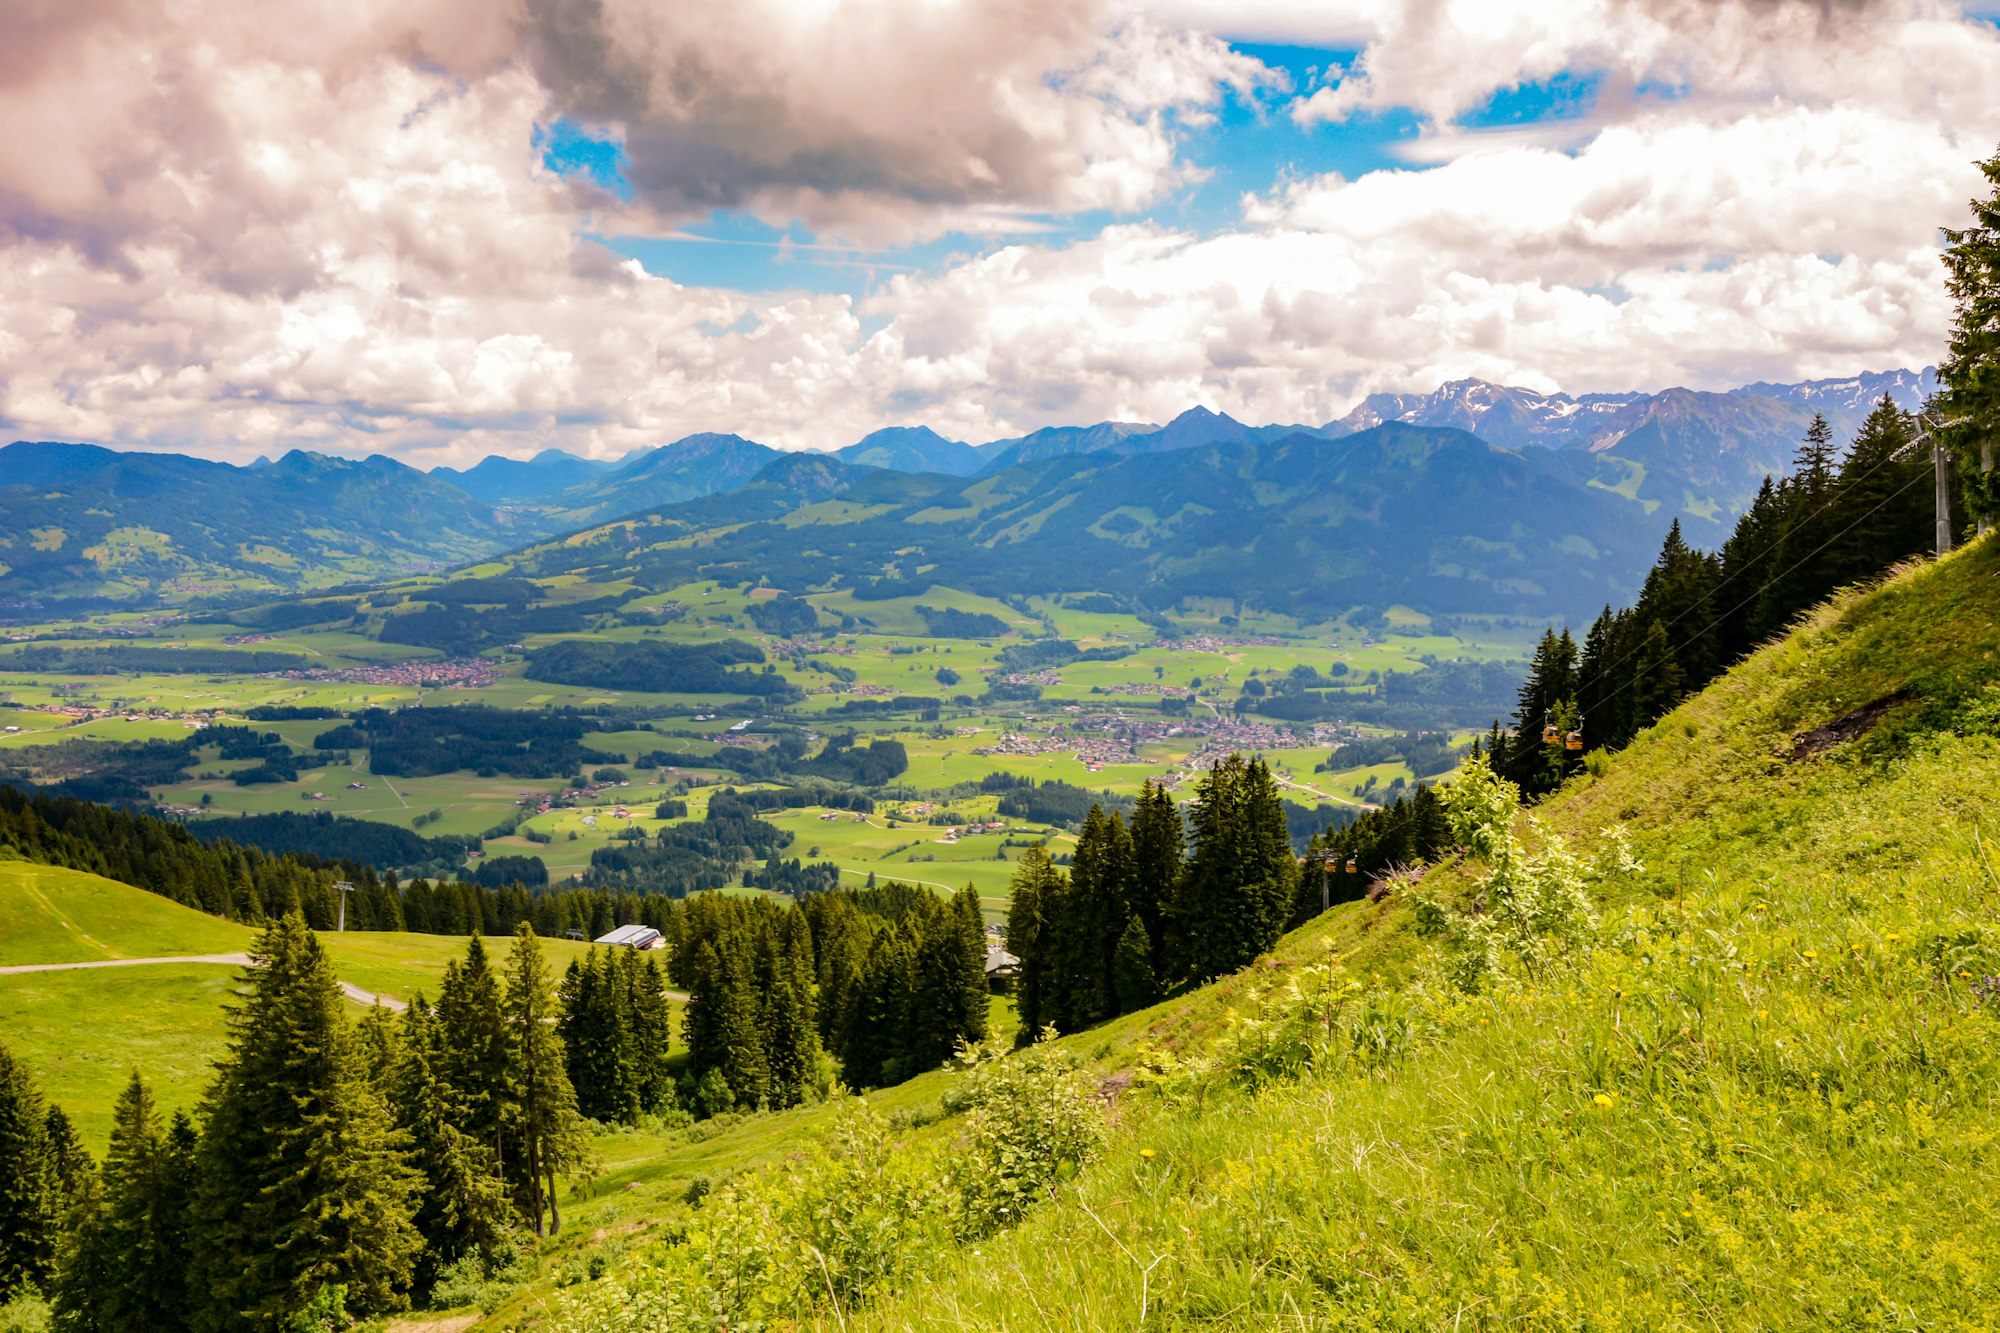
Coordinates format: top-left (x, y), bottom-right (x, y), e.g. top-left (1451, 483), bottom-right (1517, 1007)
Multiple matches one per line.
top-left (0, 578), bottom-right (1533, 915)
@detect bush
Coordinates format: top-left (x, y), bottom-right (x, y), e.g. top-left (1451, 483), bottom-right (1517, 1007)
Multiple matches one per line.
top-left (0, 1290), bottom-right (49, 1333)
top-left (953, 1033), bottom-right (1108, 1239)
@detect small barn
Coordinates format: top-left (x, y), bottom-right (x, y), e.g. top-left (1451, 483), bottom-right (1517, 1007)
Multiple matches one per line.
top-left (594, 924), bottom-right (665, 950)
top-left (984, 944), bottom-right (1021, 990)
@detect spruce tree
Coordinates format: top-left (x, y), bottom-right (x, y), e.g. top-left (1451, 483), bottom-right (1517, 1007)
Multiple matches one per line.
top-left (1003, 847), bottom-right (1062, 1040)
top-left (841, 926), bottom-right (916, 1086)
top-left (762, 910), bottom-right (821, 1107)
top-left (1628, 620), bottom-right (1684, 731)
top-left (1180, 756), bottom-right (1299, 982)
top-left (1827, 396), bottom-right (1932, 587)
top-left (502, 925), bottom-right (591, 1236)
top-left (1126, 780), bottom-right (1183, 985)
top-left (1938, 146), bottom-right (2000, 524)
top-left (1111, 916), bottom-right (1160, 1014)
top-left (190, 914), bottom-right (421, 1327)
top-left (946, 886), bottom-right (991, 1048)
top-left (434, 936), bottom-right (513, 1175)
top-left (721, 928), bottom-right (773, 1107)
top-left (58, 1073), bottom-right (192, 1331)
top-left (388, 1001), bottom-right (509, 1288)
top-left (624, 954), bottom-right (677, 1114)
top-left (0, 1036), bottom-right (54, 1300)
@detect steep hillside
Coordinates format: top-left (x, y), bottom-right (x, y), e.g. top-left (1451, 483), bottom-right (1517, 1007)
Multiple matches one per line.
top-left (0, 443), bottom-right (533, 608)
top-left (547, 535), bottom-right (2000, 1331)
top-left (503, 423), bottom-right (1668, 621)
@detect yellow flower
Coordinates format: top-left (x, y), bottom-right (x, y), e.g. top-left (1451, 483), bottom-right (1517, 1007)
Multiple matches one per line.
top-left (1594, 1093), bottom-right (1616, 1109)
top-left (1139, 1148), bottom-right (1157, 1160)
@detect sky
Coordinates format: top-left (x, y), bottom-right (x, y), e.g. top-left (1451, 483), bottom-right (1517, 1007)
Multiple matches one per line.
top-left (0, 0), bottom-right (1996, 467)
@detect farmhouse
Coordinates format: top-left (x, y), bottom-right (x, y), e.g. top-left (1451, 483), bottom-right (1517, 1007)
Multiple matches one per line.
top-left (594, 924), bottom-right (665, 950)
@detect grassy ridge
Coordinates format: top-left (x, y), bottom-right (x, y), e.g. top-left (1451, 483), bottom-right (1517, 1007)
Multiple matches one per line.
top-left (602, 537), bottom-right (2000, 1331)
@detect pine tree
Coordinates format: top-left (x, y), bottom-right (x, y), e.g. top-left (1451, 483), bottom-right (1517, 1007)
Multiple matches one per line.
top-left (57, 1073), bottom-right (192, 1331)
top-left (708, 924), bottom-right (760, 1096)
top-left (946, 886), bottom-right (991, 1048)
top-left (190, 914), bottom-right (421, 1327)
top-left (1111, 916), bottom-right (1160, 1014)
top-left (762, 910), bottom-right (821, 1107)
top-left (434, 936), bottom-right (512, 1175)
top-left (1126, 780), bottom-right (1183, 986)
top-left (0, 1036), bottom-right (55, 1300)
top-left (1827, 396), bottom-right (1933, 588)
top-left (502, 925), bottom-right (591, 1236)
top-left (1938, 144), bottom-right (2000, 523)
top-left (1500, 628), bottom-right (1581, 797)
top-left (41, 1105), bottom-right (90, 1220)
top-left (1180, 755), bottom-right (1300, 982)
top-left (1794, 413), bottom-right (1839, 499)
top-left (1628, 619), bottom-right (1684, 731)
top-left (387, 1002), bottom-right (509, 1289)
top-left (1003, 847), bottom-right (1062, 1040)
top-left (1714, 476), bottom-right (1787, 661)
top-left (624, 954), bottom-right (676, 1114)
top-left (842, 926), bottom-right (915, 1086)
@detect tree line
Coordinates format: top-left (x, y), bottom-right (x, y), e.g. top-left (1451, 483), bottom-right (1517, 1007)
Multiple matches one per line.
top-left (1490, 399), bottom-right (1958, 798)
top-left (1005, 755), bottom-right (1300, 1036)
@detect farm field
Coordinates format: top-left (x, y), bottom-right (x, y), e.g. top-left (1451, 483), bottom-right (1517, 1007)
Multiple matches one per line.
top-left (0, 576), bottom-right (1534, 914)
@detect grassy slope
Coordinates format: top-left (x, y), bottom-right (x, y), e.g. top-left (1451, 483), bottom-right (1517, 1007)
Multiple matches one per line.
top-left (0, 861), bottom-right (253, 965)
top-left (0, 861), bottom-right (601, 1143)
top-left (777, 537), bottom-right (2000, 1330)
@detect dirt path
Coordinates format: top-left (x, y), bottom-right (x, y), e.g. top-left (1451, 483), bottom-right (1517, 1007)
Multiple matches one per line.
top-left (0, 953), bottom-right (410, 1012)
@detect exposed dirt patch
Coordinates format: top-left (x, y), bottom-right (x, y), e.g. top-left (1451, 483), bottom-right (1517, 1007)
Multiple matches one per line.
top-left (1789, 694), bottom-right (1907, 760)
top-left (386, 1316), bottom-right (478, 1333)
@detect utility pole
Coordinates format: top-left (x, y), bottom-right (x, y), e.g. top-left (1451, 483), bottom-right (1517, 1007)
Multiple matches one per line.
top-left (332, 880), bottom-right (354, 932)
top-left (1936, 433), bottom-right (1954, 557)
top-left (1911, 415), bottom-right (1954, 557)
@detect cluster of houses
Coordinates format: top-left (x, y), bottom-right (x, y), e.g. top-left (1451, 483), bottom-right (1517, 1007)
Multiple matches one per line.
top-left (265, 657), bottom-right (500, 689)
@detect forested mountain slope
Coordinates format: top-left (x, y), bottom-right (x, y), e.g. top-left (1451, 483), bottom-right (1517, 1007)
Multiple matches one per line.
top-left (0, 444), bottom-right (530, 608)
top-left (505, 423), bottom-right (1671, 621)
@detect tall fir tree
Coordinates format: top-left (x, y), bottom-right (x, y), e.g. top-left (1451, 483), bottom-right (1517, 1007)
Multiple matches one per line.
top-left (1111, 916), bottom-right (1160, 1014)
top-left (762, 910), bottom-right (821, 1108)
top-left (1126, 779), bottom-right (1183, 986)
top-left (1938, 142), bottom-right (2000, 523)
top-left (1179, 755), bottom-right (1300, 982)
top-left (841, 926), bottom-right (917, 1085)
top-left (56, 1073), bottom-right (194, 1332)
top-left (1826, 396), bottom-right (1935, 588)
top-left (1003, 846), bottom-right (1064, 1041)
top-left (387, 1001), bottom-right (510, 1289)
top-left (0, 1036), bottom-right (54, 1300)
top-left (190, 914), bottom-right (421, 1328)
top-left (434, 935), bottom-right (513, 1176)
top-left (501, 925), bottom-right (591, 1236)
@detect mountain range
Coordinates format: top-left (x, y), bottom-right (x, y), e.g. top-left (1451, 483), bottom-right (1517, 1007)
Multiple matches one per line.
top-left (0, 368), bottom-right (1934, 613)
top-left (487, 422), bottom-right (1674, 624)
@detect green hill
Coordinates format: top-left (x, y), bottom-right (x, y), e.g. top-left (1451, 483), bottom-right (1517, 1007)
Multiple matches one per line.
top-left (0, 861), bottom-right (599, 1145)
top-left (0, 860), bottom-right (252, 965)
top-left (532, 535), bottom-right (2000, 1331)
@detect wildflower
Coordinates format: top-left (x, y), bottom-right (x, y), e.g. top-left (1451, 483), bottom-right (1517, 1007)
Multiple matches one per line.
top-left (1139, 1148), bottom-right (1157, 1160)
top-left (1594, 1093), bottom-right (1616, 1109)
top-left (1803, 950), bottom-right (1817, 962)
